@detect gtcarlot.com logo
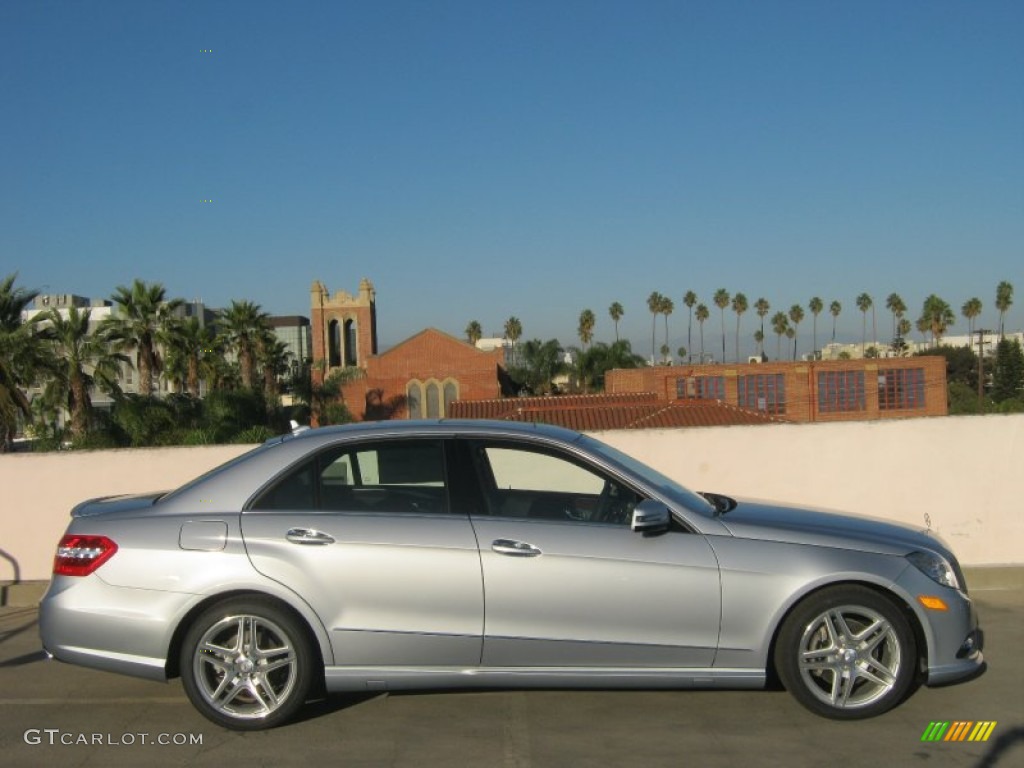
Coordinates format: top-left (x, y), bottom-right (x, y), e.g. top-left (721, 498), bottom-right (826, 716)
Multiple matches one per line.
top-left (921, 721), bottom-right (997, 742)
top-left (23, 729), bottom-right (203, 746)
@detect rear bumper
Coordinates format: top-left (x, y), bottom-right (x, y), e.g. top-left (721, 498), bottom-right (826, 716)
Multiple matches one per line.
top-left (39, 575), bottom-right (194, 682)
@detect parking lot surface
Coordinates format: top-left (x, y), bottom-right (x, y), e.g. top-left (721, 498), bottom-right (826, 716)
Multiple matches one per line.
top-left (1, 590), bottom-right (1021, 768)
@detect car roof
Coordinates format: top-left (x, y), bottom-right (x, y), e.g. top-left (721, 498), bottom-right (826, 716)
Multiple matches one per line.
top-left (275, 418), bottom-right (584, 445)
top-left (159, 419), bottom-right (587, 512)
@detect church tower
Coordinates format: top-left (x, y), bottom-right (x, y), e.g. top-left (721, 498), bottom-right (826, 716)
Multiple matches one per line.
top-left (310, 278), bottom-right (378, 384)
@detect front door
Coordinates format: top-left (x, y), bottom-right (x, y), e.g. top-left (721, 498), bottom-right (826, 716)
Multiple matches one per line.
top-left (465, 440), bottom-right (721, 668)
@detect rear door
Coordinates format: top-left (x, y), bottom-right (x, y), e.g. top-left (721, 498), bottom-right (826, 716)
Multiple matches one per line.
top-left (241, 437), bottom-right (483, 667)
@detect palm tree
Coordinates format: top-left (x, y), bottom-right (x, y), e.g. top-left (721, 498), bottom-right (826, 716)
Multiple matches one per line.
top-left (465, 320), bottom-right (483, 346)
top-left (38, 307), bottom-right (127, 440)
top-left (503, 316), bottom-right (522, 366)
top-left (101, 279), bottom-right (183, 396)
top-left (575, 339), bottom-right (645, 392)
top-left (995, 281), bottom-right (1013, 338)
top-left (608, 302), bottom-right (624, 342)
top-left (695, 303), bottom-right (709, 362)
top-left (713, 289), bottom-right (730, 364)
top-left (856, 293), bottom-right (873, 355)
top-left (164, 316), bottom-right (215, 396)
top-left (808, 297), bottom-right (823, 358)
top-left (897, 318), bottom-right (912, 352)
top-left (731, 292), bottom-right (748, 363)
top-left (258, 331), bottom-right (292, 405)
top-left (771, 311), bottom-right (789, 361)
top-left (659, 295), bottom-right (674, 360)
top-left (516, 338), bottom-right (567, 394)
top-left (915, 315), bottom-right (930, 345)
top-left (829, 300), bottom-right (842, 344)
top-left (919, 295), bottom-right (955, 346)
top-left (788, 304), bottom-right (805, 360)
top-left (577, 309), bottom-right (596, 350)
top-left (646, 291), bottom-right (663, 363)
top-left (683, 291), bottom-right (698, 363)
top-left (885, 293), bottom-right (907, 341)
top-left (0, 274), bottom-right (44, 449)
top-left (219, 300), bottom-right (270, 390)
top-left (754, 297), bottom-right (770, 340)
top-left (753, 329), bottom-right (765, 358)
top-left (961, 298), bottom-right (982, 351)
top-left (199, 336), bottom-right (233, 392)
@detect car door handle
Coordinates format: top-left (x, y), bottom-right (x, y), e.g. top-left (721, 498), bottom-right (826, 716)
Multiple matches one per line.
top-left (285, 528), bottom-right (336, 545)
top-left (491, 539), bottom-right (542, 557)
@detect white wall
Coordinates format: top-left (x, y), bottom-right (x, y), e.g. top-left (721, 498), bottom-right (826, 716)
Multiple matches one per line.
top-left (1, 445), bottom-right (252, 583)
top-left (595, 414), bottom-right (1024, 568)
top-left (2, 415), bottom-right (1021, 582)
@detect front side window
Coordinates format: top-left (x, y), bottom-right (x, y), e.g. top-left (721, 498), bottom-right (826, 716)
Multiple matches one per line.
top-left (470, 441), bottom-right (644, 525)
top-left (251, 439), bottom-right (449, 514)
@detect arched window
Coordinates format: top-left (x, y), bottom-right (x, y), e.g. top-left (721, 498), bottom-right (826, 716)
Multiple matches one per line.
top-left (443, 380), bottom-right (458, 416)
top-left (426, 382), bottom-right (440, 419)
top-left (344, 319), bottom-right (358, 366)
top-left (407, 381), bottom-right (423, 419)
top-left (328, 320), bottom-right (341, 367)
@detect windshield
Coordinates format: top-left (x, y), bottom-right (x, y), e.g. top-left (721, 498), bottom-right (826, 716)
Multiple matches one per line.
top-left (576, 435), bottom-right (716, 517)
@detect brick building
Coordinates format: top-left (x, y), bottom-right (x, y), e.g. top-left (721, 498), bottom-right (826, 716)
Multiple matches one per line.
top-left (310, 279), bottom-right (507, 421)
top-left (605, 356), bottom-right (948, 423)
top-left (338, 328), bottom-right (507, 420)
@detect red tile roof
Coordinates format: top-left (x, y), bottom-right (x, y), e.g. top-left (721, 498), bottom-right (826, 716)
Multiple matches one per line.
top-left (448, 392), bottom-right (786, 430)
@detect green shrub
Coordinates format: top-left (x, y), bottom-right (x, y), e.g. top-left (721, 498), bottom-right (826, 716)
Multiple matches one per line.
top-left (230, 425), bottom-right (275, 444)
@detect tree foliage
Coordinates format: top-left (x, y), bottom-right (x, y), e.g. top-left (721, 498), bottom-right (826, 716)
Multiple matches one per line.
top-left (0, 274), bottom-right (43, 449)
top-left (991, 338), bottom-right (1024, 404)
top-left (573, 342), bottom-right (643, 393)
top-left (508, 338), bottom-right (566, 395)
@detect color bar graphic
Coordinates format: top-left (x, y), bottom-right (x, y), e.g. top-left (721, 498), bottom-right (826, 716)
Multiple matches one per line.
top-left (921, 721), bottom-right (997, 742)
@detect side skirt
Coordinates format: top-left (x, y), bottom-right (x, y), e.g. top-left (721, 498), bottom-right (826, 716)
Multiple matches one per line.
top-left (323, 667), bottom-right (765, 693)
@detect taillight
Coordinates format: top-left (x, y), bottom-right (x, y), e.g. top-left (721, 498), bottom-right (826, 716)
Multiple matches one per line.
top-left (53, 535), bottom-right (118, 576)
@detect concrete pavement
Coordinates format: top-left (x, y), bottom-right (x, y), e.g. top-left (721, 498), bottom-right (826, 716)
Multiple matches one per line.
top-left (0, 589), bottom-right (1021, 768)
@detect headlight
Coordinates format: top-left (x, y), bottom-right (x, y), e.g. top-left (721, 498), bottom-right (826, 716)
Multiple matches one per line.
top-left (907, 550), bottom-right (960, 590)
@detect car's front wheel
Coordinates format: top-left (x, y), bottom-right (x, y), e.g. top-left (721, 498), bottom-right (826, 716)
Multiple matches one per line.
top-left (180, 597), bottom-right (315, 730)
top-left (775, 585), bottom-right (918, 719)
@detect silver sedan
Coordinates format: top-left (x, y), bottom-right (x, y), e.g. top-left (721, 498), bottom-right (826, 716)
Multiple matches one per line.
top-left (39, 420), bottom-right (983, 729)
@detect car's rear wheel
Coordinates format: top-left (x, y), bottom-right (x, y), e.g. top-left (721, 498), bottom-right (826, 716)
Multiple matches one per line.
top-left (180, 597), bottom-right (314, 730)
top-left (775, 585), bottom-right (917, 719)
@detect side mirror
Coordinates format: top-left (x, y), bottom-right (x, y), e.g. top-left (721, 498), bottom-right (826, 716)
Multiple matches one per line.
top-left (631, 499), bottom-right (671, 535)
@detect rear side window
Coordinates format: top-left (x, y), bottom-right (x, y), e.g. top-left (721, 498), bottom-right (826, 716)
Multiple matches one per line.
top-left (250, 439), bottom-right (449, 515)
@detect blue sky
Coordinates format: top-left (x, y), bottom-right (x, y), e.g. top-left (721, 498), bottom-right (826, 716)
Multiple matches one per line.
top-left (2, 0), bottom-right (1021, 357)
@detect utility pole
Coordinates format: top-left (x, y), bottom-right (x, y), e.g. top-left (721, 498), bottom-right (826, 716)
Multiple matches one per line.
top-left (977, 329), bottom-right (991, 412)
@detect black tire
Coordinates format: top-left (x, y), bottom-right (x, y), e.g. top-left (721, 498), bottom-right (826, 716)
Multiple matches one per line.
top-left (775, 585), bottom-right (917, 719)
top-left (180, 597), bottom-right (315, 730)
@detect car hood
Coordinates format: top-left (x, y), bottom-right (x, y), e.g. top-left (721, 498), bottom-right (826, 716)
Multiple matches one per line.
top-left (71, 492), bottom-right (166, 518)
top-left (716, 498), bottom-right (952, 559)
